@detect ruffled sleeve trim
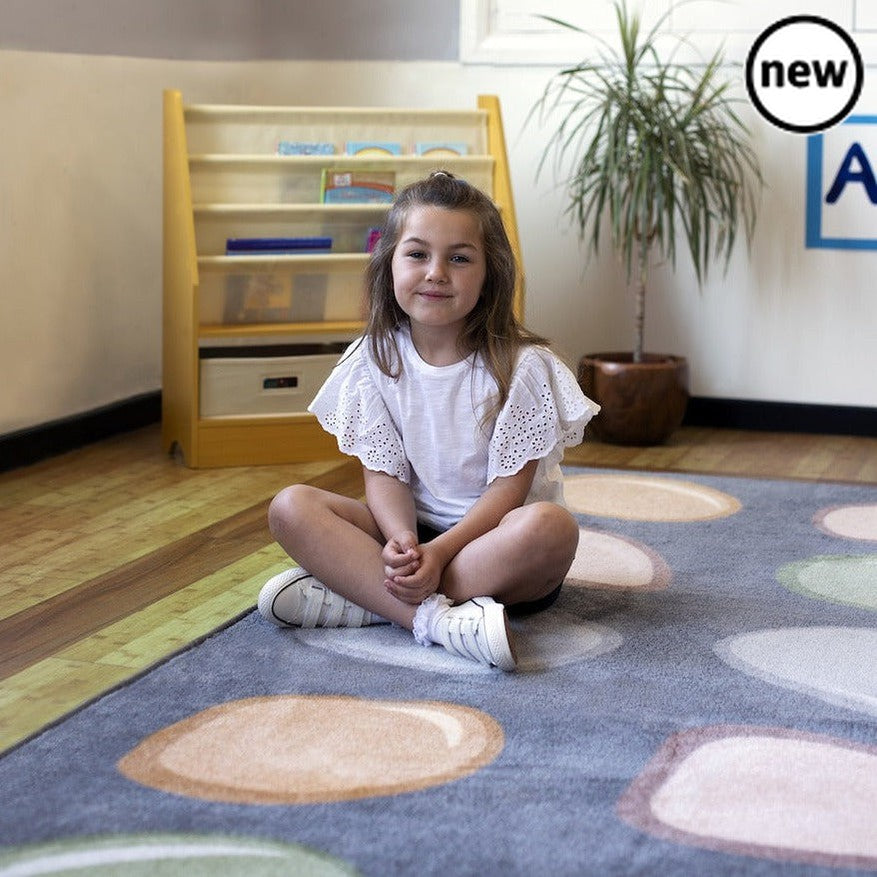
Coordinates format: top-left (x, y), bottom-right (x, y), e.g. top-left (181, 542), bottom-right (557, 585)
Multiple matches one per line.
top-left (308, 340), bottom-right (410, 482)
top-left (487, 346), bottom-right (599, 483)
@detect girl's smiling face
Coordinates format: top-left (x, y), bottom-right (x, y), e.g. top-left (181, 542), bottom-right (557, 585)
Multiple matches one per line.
top-left (391, 206), bottom-right (486, 352)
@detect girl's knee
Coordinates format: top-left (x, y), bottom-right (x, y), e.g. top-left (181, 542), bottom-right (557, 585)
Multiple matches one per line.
top-left (268, 484), bottom-right (318, 539)
top-left (514, 502), bottom-right (579, 559)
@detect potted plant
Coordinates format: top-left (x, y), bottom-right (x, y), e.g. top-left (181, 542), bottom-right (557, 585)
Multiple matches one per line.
top-left (531, 0), bottom-right (762, 444)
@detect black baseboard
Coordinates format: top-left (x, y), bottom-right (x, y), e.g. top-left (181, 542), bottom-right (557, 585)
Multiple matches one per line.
top-left (0, 391), bottom-right (161, 474)
top-left (0, 391), bottom-right (873, 474)
top-left (684, 396), bottom-right (877, 437)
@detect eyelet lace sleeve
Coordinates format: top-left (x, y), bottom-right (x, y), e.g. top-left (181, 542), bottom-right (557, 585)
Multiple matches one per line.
top-left (487, 346), bottom-right (599, 482)
top-left (308, 342), bottom-right (410, 482)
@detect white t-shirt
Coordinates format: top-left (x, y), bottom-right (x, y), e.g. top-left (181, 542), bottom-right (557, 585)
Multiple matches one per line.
top-left (308, 326), bottom-right (600, 530)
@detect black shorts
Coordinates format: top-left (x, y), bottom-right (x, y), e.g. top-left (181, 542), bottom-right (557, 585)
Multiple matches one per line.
top-left (416, 521), bottom-right (562, 617)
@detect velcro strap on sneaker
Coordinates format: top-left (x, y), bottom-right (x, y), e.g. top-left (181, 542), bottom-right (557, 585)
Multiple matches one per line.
top-left (447, 619), bottom-right (474, 662)
top-left (300, 582), bottom-right (325, 628)
top-left (322, 596), bottom-right (346, 627)
top-left (343, 604), bottom-right (367, 626)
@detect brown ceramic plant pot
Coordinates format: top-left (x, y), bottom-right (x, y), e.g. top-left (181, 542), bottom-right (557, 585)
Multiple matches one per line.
top-left (578, 353), bottom-right (689, 446)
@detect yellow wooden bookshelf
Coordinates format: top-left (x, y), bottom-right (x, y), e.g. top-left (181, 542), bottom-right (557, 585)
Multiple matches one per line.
top-left (162, 90), bottom-right (523, 467)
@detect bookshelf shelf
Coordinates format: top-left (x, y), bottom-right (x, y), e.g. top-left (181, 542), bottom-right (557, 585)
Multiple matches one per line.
top-left (190, 154), bottom-right (495, 167)
top-left (162, 90), bottom-right (522, 467)
top-left (193, 203), bottom-right (392, 215)
top-left (197, 253), bottom-right (370, 269)
top-left (198, 320), bottom-right (365, 339)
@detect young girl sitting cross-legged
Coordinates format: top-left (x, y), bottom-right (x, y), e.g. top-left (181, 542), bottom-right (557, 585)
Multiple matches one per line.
top-left (258, 171), bottom-right (599, 671)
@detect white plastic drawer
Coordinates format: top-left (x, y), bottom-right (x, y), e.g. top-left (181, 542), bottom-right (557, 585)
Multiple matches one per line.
top-left (199, 349), bottom-right (343, 417)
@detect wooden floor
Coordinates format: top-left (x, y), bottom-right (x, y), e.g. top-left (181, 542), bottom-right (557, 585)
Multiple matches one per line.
top-left (1, 423), bottom-right (875, 753)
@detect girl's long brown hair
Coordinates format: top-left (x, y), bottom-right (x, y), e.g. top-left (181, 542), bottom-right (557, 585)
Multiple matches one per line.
top-left (363, 171), bottom-right (548, 418)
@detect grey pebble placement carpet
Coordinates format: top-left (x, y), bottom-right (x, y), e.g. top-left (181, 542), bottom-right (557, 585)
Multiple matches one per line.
top-left (1, 468), bottom-right (875, 876)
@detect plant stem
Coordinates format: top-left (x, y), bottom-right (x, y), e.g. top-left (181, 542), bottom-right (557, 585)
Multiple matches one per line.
top-left (633, 279), bottom-right (645, 363)
top-left (633, 236), bottom-right (649, 363)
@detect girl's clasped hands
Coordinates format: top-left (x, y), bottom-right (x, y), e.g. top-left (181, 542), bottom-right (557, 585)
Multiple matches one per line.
top-left (382, 532), bottom-right (445, 604)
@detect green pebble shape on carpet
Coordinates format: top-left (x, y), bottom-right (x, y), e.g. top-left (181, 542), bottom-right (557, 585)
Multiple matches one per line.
top-left (0, 834), bottom-right (360, 877)
top-left (777, 553), bottom-right (877, 611)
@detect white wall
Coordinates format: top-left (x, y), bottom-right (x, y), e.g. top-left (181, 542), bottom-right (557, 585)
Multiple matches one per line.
top-left (1, 41), bottom-right (875, 436)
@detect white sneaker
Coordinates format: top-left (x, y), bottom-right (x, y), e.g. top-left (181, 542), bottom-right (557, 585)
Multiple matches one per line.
top-left (257, 567), bottom-right (387, 628)
top-left (425, 596), bottom-right (517, 672)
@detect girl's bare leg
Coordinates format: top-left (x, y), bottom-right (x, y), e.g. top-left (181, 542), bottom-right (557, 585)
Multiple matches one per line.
top-left (439, 502), bottom-right (579, 606)
top-left (269, 487), bottom-right (577, 614)
top-left (267, 484), bottom-right (417, 629)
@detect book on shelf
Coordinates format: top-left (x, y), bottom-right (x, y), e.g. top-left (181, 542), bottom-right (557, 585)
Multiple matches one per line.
top-left (223, 273), bottom-right (288, 323)
top-left (415, 142), bottom-right (469, 157)
top-left (365, 228), bottom-right (382, 253)
top-left (290, 274), bottom-right (329, 322)
top-left (222, 272), bottom-right (328, 324)
top-left (226, 237), bottom-right (332, 255)
top-left (222, 237), bottom-right (333, 321)
top-left (321, 170), bottom-right (395, 204)
top-left (277, 141), bottom-right (335, 155)
top-left (346, 141), bottom-right (402, 156)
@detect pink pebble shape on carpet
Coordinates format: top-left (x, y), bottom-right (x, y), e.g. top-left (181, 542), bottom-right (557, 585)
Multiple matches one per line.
top-left (777, 554), bottom-right (877, 611)
top-left (618, 725), bottom-right (877, 869)
top-left (118, 695), bottom-right (504, 805)
top-left (714, 626), bottom-right (877, 717)
top-left (564, 473), bottom-right (741, 521)
top-left (814, 504), bottom-right (877, 541)
top-left (566, 527), bottom-right (670, 591)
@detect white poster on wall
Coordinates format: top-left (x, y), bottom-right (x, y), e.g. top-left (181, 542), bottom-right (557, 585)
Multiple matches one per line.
top-left (807, 116), bottom-right (877, 249)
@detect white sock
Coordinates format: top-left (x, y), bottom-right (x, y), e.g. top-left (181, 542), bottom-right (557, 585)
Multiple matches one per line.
top-left (412, 593), bottom-right (452, 646)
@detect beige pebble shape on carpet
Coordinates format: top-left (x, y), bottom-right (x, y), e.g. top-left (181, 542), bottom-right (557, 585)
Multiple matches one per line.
top-left (118, 695), bottom-right (504, 804)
